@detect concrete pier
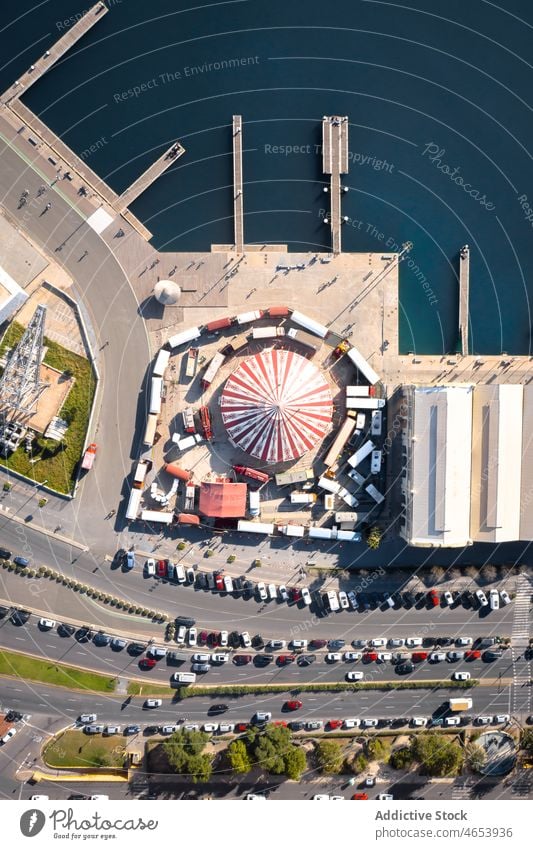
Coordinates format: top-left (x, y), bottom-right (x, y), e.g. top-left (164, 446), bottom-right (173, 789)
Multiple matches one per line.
top-left (116, 141), bottom-right (185, 212)
top-left (459, 244), bottom-right (470, 356)
top-left (322, 116), bottom-right (349, 254)
top-left (1, 2), bottom-right (108, 106)
top-left (233, 115), bottom-right (244, 253)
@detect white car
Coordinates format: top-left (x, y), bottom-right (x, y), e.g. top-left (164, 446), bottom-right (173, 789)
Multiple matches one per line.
top-left (79, 713), bottom-right (97, 723)
top-left (174, 564), bottom-right (186, 583)
top-left (160, 725), bottom-right (179, 735)
top-left (474, 716), bottom-right (491, 726)
top-left (389, 638), bottom-right (405, 648)
top-left (500, 590), bottom-right (511, 605)
top-left (219, 723), bottom-right (235, 733)
top-left (257, 582), bottom-right (268, 601)
top-left (267, 583), bottom-right (277, 600)
top-left (378, 794), bottom-right (394, 801)
top-left (278, 585), bottom-right (289, 602)
top-left (343, 718), bottom-right (360, 729)
top-left (443, 591), bottom-right (453, 606)
top-left (456, 637), bottom-right (472, 646)
top-left (188, 628), bottom-right (197, 646)
top-left (347, 591), bottom-right (358, 610)
top-left (344, 651), bottom-right (362, 662)
top-left (377, 652), bottom-right (392, 662)
top-left (192, 652), bottom-right (210, 663)
top-left (444, 716), bottom-right (461, 726)
top-left (406, 637), bottom-right (423, 647)
top-left (183, 723), bottom-right (199, 731)
top-left (211, 653), bottom-right (229, 663)
top-left (245, 794), bottom-right (266, 800)
top-left (452, 671), bottom-right (470, 681)
top-left (429, 652), bottom-right (446, 662)
top-left (1, 728), bottom-right (17, 744)
top-left (361, 718), bottom-right (378, 728)
top-left (326, 652), bottom-right (342, 662)
top-left (203, 723), bottom-right (219, 733)
top-left (476, 589), bottom-right (488, 607)
top-left (489, 589), bottom-right (500, 611)
top-left (447, 651), bottom-right (465, 661)
top-left (223, 575), bottom-right (233, 593)
top-left (220, 630), bottom-right (228, 647)
top-left (145, 558), bottom-right (156, 576)
top-left (493, 714), bottom-right (510, 724)
top-left (338, 591), bottom-right (350, 609)
top-left (346, 671), bottom-right (364, 681)
top-left (90, 795), bottom-right (109, 800)
top-left (30, 795), bottom-right (49, 800)
top-left (268, 639), bottom-right (286, 650)
top-left (38, 617), bottom-right (56, 630)
top-left (241, 632), bottom-right (252, 648)
top-left (144, 699), bottom-right (162, 708)
top-left (301, 587), bottom-right (311, 606)
top-left (370, 638), bottom-right (386, 647)
top-left (313, 795), bottom-right (331, 800)
top-left (410, 717), bottom-right (428, 727)
top-left (176, 625), bottom-right (186, 644)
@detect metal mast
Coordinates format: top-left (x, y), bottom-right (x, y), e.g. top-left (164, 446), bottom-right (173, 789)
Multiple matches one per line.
top-left (0, 304), bottom-right (48, 419)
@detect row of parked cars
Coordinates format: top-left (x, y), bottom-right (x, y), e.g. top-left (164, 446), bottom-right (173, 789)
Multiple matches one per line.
top-left (323, 587), bottom-right (512, 613)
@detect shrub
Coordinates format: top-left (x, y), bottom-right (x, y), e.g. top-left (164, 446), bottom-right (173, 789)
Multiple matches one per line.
top-left (316, 740), bottom-right (344, 774)
top-left (389, 747), bottom-right (414, 770)
top-left (3, 482), bottom-right (12, 492)
top-left (350, 753), bottom-right (369, 774)
top-left (38, 498), bottom-right (47, 508)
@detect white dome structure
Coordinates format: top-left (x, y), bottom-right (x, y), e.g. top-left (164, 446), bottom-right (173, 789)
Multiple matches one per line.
top-left (154, 280), bottom-right (181, 306)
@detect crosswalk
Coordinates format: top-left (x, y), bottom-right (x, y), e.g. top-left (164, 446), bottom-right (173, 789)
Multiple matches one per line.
top-left (511, 576), bottom-right (532, 715)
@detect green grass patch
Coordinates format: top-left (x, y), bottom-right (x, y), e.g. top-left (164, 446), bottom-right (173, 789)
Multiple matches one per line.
top-left (177, 680), bottom-right (478, 699)
top-left (0, 321), bottom-right (96, 494)
top-left (127, 681), bottom-right (172, 697)
top-left (43, 730), bottom-right (126, 769)
top-left (0, 649), bottom-right (116, 693)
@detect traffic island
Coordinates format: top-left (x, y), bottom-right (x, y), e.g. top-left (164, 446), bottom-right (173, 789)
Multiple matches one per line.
top-left (43, 729), bottom-right (127, 770)
top-left (0, 648), bottom-right (117, 692)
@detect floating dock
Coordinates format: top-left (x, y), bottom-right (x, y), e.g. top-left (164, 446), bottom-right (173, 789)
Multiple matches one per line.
top-left (116, 141), bottom-right (185, 212)
top-left (322, 116), bottom-right (349, 254)
top-left (459, 244), bottom-right (470, 356)
top-left (233, 115), bottom-right (244, 253)
top-left (1, 2), bottom-right (108, 106)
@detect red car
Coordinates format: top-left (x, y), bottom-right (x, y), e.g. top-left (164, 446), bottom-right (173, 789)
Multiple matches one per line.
top-left (233, 654), bottom-right (252, 665)
top-left (235, 723), bottom-right (249, 733)
top-left (273, 720), bottom-right (288, 727)
top-left (352, 793), bottom-right (368, 800)
top-left (198, 630), bottom-right (209, 646)
top-left (412, 651), bottom-right (428, 663)
top-left (277, 654), bottom-right (296, 665)
top-left (215, 574), bottom-right (224, 591)
top-left (289, 587), bottom-right (301, 603)
top-left (139, 657), bottom-right (156, 670)
top-left (428, 589), bottom-right (439, 607)
top-left (327, 719), bottom-right (343, 730)
top-left (363, 652), bottom-right (378, 662)
top-left (156, 560), bottom-right (167, 578)
top-left (465, 649), bottom-right (481, 660)
top-left (285, 700), bottom-right (303, 711)
top-left (309, 639), bottom-right (327, 650)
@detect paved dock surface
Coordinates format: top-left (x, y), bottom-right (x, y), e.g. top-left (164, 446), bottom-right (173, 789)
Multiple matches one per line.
top-left (459, 245), bottom-right (470, 356)
top-left (233, 115), bottom-right (244, 252)
top-left (117, 141), bottom-right (185, 212)
top-left (322, 116), bottom-right (348, 254)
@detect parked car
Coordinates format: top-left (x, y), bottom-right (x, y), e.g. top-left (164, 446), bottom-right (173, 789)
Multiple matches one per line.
top-left (344, 651), bottom-right (362, 662)
top-left (489, 589), bottom-right (500, 611)
top-left (406, 637), bottom-right (423, 647)
top-left (13, 556), bottom-right (30, 567)
top-left (124, 551), bottom-right (136, 570)
top-left (427, 589), bottom-right (439, 607)
top-left (429, 652), bottom-right (446, 662)
top-left (185, 567), bottom-right (195, 583)
top-left (277, 654), bottom-right (296, 665)
top-left (377, 652), bottom-right (392, 663)
top-left (0, 548), bottom-right (12, 560)
top-left (256, 582), bottom-right (268, 601)
top-left (475, 589), bottom-right (489, 607)
top-left (389, 638), bottom-right (405, 648)
top-left (297, 654), bottom-right (316, 666)
top-left (145, 559), bottom-right (156, 576)
top-left (447, 651), bottom-right (465, 661)
top-left (188, 628), bottom-right (197, 646)
top-left (156, 560), bottom-right (167, 578)
top-left (396, 661), bottom-right (414, 675)
top-left (211, 653), bottom-right (229, 663)
top-left (500, 590), bottom-right (511, 605)
top-left (327, 719), bottom-right (343, 730)
top-left (444, 716), bottom-right (461, 727)
top-left (38, 618), bottom-right (56, 630)
top-left (278, 585), bottom-right (289, 602)
top-left (338, 591), bottom-right (350, 609)
top-left (301, 587), bottom-right (312, 606)
top-left (412, 651), bottom-right (428, 663)
top-left (124, 725), bottom-right (141, 735)
top-left (456, 637), bottom-right (473, 646)
top-left (223, 575), bottom-right (234, 593)
top-left (233, 655), bottom-right (252, 665)
top-left (361, 718), bottom-right (378, 728)
top-left (443, 591), bottom-right (453, 605)
top-left (144, 699), bottom-right (162, 709)
top-left (328, 639), bottom-right (346, 650)
top-left (220, 630), bottom-right (229, 647)
top-left (79, 714), bottom-right (97, 723)
top-left (474, 716), bottom-right (491, 726)
top-left (410, 717), bottom-right (428, 727)
top-left (111, 637), bottom-right (127, 650)
top-left (493, 714), bottom-right (510, 724)
top-left (465, 650), bottom-right (481, 660)
top-left (241, 632), bottom-right (252, 648)
top-left (326, 652), bottom-right (342, 662)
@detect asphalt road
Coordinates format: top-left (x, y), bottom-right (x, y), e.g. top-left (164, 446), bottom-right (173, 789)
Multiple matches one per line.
top-left (0, 610), bottom-right (516, 688)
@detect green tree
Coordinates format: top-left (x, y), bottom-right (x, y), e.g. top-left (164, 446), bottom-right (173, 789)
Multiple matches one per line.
top-left (366, 526), bottom-right (382, 549)
top-left (228, 739), bottom-right (252, 774)
top-left (366, 737), bottom-right (390, 762)
top-left (350, 753), bottom-right (369, 774)
top-left (316, 740), bottom-right (344, 774)
top-left (521, 730), bottom-right (533, 756)
top-left (465, 743), bottom-right (487, 773)
top-left (411, 733), bottom-right (463, 777)
top-left (389, 746), bottom-right (414, 770)
top-left (284, 746), bottom-right (306, 780)
top-left (163, 729), bottom-right (212, 783)
top-left (186, 753), bottom-right (213, 783)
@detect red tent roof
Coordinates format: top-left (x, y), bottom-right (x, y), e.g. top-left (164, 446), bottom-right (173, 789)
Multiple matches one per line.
top-left (199, 480), bottom-right (247, 518)
top-left (220, 349), bottom-right (333, 463)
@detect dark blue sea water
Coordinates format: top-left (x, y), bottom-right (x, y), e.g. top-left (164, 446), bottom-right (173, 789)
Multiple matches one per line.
top-left (1, 0), bottom-right (532, 355)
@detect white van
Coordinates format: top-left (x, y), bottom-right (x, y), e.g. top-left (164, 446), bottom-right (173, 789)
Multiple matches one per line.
top-left (172, 672), bottom-right (197, 684)
top-left (173, 564), bottom-right (186, 583)
top-left (489, 589), bottom-right (500, 611)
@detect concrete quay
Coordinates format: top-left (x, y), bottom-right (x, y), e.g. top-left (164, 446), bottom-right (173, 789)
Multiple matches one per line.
top-left (116, 141), bottom-right (185, 212)
top-left (232, 114), bottom-right (244, 253)
top-left (459, 244), bottom-right (470, 356)
top-left (322, 115), bottom-right (349, 254)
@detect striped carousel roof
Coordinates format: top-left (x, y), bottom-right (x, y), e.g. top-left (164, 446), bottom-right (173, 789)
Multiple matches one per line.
top-left (220, 349), bottom-right (333, 463)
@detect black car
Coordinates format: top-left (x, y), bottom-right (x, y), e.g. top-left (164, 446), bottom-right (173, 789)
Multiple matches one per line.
top-left (144, 726), bottom-right (159, 735)
top-left (396, 662), bottom-right (414, 675)
top-left (414, 591), bottom-right (426, 604)
top-left (93, 632), bottom-right (111, 646)
top-left (460, 715), bottom-right (473, 726)
top-left (242, 580), bottom-right (254, 598)
top-left (208, 704), bottom-right (228, 715)
top-left (124, 725), bottom-right (141, 735)
top-left (0, 548), bottom-right (12, 560)
top-left (128, 642), bottom-right (146, 656)
top-left (0, 605), bottom-right (9, 619)
top-left (228, 630), bottom-right (241, 649)
top-left (251, 634), bottom-right (265, 650)
top-left (483, 650), bottom-right (503, 662)
top-left (196, 572), bottom-right (208, 589)
top-left (288, 720), bottom-right (305, 731)
top-left (58, 623), bottom-right (76, 637)
top-left (10, 608), bottom-right (30, 625)
top-left (390, 717), bottom-right (409, 728)
top-left (402, 591), bottom-right (416, 608)
top-left (435, 637), bottom-right (453, 647)
top-left (233, 577), bottom-right (243, 593)
top-left (357, 593), bottom-right (370, 611)
top-left (175, 615), bottom-right (196, 628)
top-left (254, 654), bottom-right (274, 667)
top-left (75, 627), bottom-right (93, 643)
top-left (328, 639), bottom-right (345, 650)
top-left (379, 718), bottom-right (392, 727)
top-left (297, 654), bottom-right (316, 667)
top-left (113, 548), bottom-right (126, 566)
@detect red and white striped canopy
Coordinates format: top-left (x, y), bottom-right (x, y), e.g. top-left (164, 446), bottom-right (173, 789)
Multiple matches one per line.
top-left (220, 349), bottom-right (333, 463)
